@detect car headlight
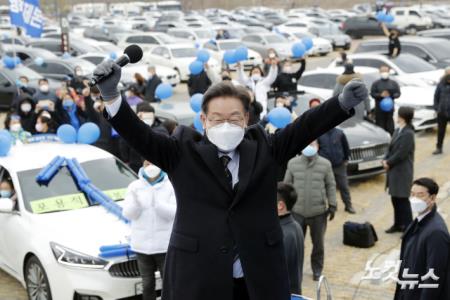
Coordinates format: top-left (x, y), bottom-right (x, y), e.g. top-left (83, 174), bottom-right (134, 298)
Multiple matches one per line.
top-left (50, 242), bottom-right (108, 269)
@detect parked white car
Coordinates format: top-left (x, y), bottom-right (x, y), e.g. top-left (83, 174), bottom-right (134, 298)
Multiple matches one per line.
top-left (143, 43), bottom-right (221, 81)
top-left (390, 7), bottom-right (433, 34)
top-left (298, 67), bottom-right (437, 131)
top-left (167, 28), bottom-right (215, 46)
top-left (278, 31), bottom-right (333, 56)
top-left (328, 53), bottom-right (443, 86)
top-left (0, 143), bottom-right (161, 300)
top-left (79, 53), bottom-right (181, 86)
top-left (117, 32), bottom-right (185, 52)
top-left (202, 39), bottom-right (263, 70)
top-left (275, 20), bottom-right (312, 34)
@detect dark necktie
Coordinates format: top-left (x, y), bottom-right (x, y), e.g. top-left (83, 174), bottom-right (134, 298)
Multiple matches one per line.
top-left (220, 155), bottom-right (233, 189)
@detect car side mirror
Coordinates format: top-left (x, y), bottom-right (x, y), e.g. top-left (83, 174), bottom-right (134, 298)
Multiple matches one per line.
top-left (0, 198), bottom-right (14, 213)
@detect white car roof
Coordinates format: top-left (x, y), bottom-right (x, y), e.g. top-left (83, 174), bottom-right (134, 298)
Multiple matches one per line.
top-left (306, 66), bottom-right (379, 75)
top-left (0, 143), bottom-right (113, 173)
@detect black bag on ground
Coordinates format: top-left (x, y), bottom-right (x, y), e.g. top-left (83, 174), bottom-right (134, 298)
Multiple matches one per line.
top-left (343, 221), bottom-right (378, 248)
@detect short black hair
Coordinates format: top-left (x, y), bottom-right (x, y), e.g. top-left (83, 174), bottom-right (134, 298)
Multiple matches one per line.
top-left (201, 82), bottom-right (250, 114)
top-left (398, 106), bottom-right (414, 125)
top-left (413, 178), bottom-right (439, 196)
top-left (277, 182), bottom-right (297, 211)
top-left (136, 101), bottom-right (155, 113)
top-left (38, 78), bottom-right (48, 85)
top-left (249, 65), bottom-right (264, 77)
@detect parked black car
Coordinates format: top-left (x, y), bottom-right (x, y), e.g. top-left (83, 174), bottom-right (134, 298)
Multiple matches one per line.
top-left (28, 38), bottom-right (100, 56)
top-left (83, 26), bottom-right (122, 44)
top-left (26, 58), bottom-right (95, 82)
top-left (342, 16), bottom-right (401, 38)
top-left (354, 37), bottom-right (450, 69)
top-left (3, 45), bottom-right (57, 63)
top-left (418, 28), bottom-right (450, 40)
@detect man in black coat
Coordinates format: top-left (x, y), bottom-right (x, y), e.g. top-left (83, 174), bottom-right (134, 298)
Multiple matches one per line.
top-left (432, 68), bottom-right (450, 155)
top-left (272, 59), bottom-right (306, 93)
top-left (187, 70), bottom-right (212, 96)
top-left (93, 59), bottom-right (368, 300)
top-left (370, 65), bottom-right (401, 135)
top-left (144, 66), bottom-right (162, 103)
top-left (394, 177), bottom-right (449, 300)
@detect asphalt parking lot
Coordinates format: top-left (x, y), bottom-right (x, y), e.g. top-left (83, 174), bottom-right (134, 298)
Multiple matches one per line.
top-left (1, 41), bottom-right (449, 300)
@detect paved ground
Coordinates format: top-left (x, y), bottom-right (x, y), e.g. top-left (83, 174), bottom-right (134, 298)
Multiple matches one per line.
top-left (1, 42), bottom-right (450, 299)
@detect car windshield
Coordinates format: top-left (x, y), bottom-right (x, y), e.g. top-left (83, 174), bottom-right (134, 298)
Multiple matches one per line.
top-left (171, 47), bottom-right (197, 58)
top-left (392, 55), bottom-right (436, 73)
top-left (265, 34), bottom-right (287, 43)
top-left (18, 158), bottom-right (137, 214)
top-left (425, 41), bottom-right (450, 60)
top-left (155, 34), bottom-right (177, 44)
top-left (219, 41), bottom-right (242, 50)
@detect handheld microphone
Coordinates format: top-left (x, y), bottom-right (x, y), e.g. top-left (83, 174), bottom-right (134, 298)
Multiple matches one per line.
top-left (88, 44), bottom-right (143, 87)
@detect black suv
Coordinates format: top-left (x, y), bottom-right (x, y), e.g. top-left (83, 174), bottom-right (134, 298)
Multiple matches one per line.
top-left (342, 16), bottom-right (401, 38)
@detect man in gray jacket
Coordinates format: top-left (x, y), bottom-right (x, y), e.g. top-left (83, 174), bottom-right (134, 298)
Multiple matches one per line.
top-left (284, 141), bottom-right (337, 281)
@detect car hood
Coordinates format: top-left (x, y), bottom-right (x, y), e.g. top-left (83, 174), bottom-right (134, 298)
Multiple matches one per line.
top-left (338, 118), bottom-right (391, 148)
top-left (404, 70), bottom-right (443, 86)
top-left (397, 85), bottom-right (434, 107)
top-left (30, 205), bottom-right (130, 258)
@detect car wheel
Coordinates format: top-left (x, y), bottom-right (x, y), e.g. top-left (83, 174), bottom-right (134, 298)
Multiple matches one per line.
top-left (406, 26), bottom-right (417, 35)
top-left (25, 256), bottom-right (52, 300)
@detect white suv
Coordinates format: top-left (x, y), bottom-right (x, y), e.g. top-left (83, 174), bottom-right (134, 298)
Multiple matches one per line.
top-left (390, 7), bottom-right (433, 34)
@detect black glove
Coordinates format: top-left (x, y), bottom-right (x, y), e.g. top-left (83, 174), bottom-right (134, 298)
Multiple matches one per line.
top-left (92, 60), bottom-right (121, 101)
top-left (328, 207), bottom-right (336, 221)
top-left (338, 79), bottom-right (369, 111)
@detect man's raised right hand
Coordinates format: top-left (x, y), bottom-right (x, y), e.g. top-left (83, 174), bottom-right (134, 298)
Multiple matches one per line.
top-left (93, 60), bottom-right (121, 102)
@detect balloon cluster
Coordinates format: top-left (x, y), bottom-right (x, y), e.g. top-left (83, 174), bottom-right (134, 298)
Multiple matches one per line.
top-left (57, 123), bottom-right (101, 144)
top-left (376, 12), bottom-right (395, 23)
top-left (188, 49), bottom-right (210, 75)
top-left (268, 107), bottom-right (292, 129)
top-left (223, 46), bottom-right (249, 65)
top-left (292, 37), bottom-right (314, 58)
top-left (189, 93), bottom-right (204, 133)
top-left (2, 56), bottom-right (21, 69)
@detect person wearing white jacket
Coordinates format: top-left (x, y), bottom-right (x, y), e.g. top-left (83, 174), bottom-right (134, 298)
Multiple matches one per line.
top-left (122, 161), bottom-right (176, 300)
top-left (237, 59), bottom-right (278, 116)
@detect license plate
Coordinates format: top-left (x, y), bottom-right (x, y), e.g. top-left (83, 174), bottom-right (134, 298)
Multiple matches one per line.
top-left (358, 160), bottom-right (382, 170)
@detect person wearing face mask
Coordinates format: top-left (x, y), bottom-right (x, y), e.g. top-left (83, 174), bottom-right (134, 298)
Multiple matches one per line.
top-left (187, 68), bottom-right (212, 97)
top-left (93, 57), bottom-right (368, 300)
top-left (60, 92), bottom-right (87, 130)
top-left (144, 66), bottom-right (162, 103)
top-left (432, 67), bottom-right (450, 155)
top-left (205, 64), bottom-right (237, 85)
top-left (12, 75), bottom-right (36, 108)
top-left (237, 60), bottom-right (278, 115)
top-left (383, 106), bottom-right (415, 234)
top-left (32, 78), bottom-right (59, 104)
top-left (272, 58), bottom-right (306, 94)
top-left (394, 177), bottom-right (449, 300)
top-left (263, 49), bottom-right (281, 75)
top-left (370, 65), bottom-right (401, 135)
top-left (34, 114), bottom-right (57, 135)
top-left (381, 22), bottom-right (401, 58)
top-left (4, 113), bottom-right (31, 145)
top-left (284, 142), bottom-right (337, 281)
top-left (0, 179), bottom-right (17, 210)
top-left (17, 96), bottom-right (37, 133)
top-left (122, 160), bottom-right (176, 300)
top-left (69, 66), bottom-right (88, 94)
top-left (333, 63), bottom-right (371, 120)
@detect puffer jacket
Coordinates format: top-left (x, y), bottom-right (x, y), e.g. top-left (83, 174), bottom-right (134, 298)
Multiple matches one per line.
top-left (333, 73), bottom-right (371, 119)
top-left (284, 154), bottom-right (337, 218)
top-left (121, 174), bottom-right (176, 255)
top-left (434, 79), bottom-right (450, 117)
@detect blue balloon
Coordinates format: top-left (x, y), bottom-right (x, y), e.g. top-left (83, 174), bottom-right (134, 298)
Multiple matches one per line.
top-left (34, 56), bottom-right (45, 66)
top-left (196, 49), bottom-right (210, 63)
top-left (155, 83), bottom-right (173, 100)
top-left (223, 50), bottom-right (237, 65)
top-left (77, 122), bottom-right (100, 144)
top-left (0, 131), bottom-right (12, 156)
top-left (268, 107), bottom-right (292, 129)
top-left (189, 60), bottom-right (204, 75)
top-left (109, 52), bottom-right (118, 60)
top-left (190, 93), bottom-right (203, 113)
top-left (384, 14), bottom-right (394, 24)
top-left (376, 12), bottom-right (386, 22)
top-left (380, 97), bottom-right (394, 112)
top-left (193, 112), bottom-right (204, 133)
top-left (301, 37), bottom-right (313, 51)
top-left (291, 42), bottom-right (306, 58)
top-left (235, 46), bottom-right (249, 61)
top-left (57, 124), bottom-right (77, 144)
top-left (2, 56), bottom-right (16, 69)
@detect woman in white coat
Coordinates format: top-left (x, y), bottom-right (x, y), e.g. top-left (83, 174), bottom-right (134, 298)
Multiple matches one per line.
top-left (122, 161), bottom-right (176, 300)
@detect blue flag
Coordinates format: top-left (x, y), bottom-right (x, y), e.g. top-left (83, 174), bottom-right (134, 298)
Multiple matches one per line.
top-left (9, 0), bottom-right (43, 38)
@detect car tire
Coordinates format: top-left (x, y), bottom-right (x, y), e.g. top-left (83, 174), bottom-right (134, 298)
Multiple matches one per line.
top-left (406, 25), bottom-right (417, 35)
top-left (25, 256), bottom-right (53, 300)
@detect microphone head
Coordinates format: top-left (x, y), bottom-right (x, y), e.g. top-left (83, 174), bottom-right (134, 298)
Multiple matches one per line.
top-left (124, 44), bottom-right (143, 64)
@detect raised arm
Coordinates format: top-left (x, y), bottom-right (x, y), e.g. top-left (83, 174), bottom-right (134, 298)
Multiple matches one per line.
top-left (380, 22), bottom-right (390, 37)
top-left (237, 63), bottom-right (251, 87)
top-left (261, 62), bottom-right (278, 87)
top-left (205, 63), bottom-right (222, 85)
top-left (95, 60), bottom-right (181, 172)
top-left (294, 58), bottom-right (306, 80)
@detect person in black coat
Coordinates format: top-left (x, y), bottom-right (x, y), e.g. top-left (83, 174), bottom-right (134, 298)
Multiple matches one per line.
top-left (277, 182), bottom-right (304, 295)
top-left (432, 68), bottom-right (450, 155)
top-left (93, 59), bottom-right (368, 300)
top-left (16, 95), bottom-right (36, 133)
top-left (381, 22), bottom-right (401, 57)
top-left (394, 177), bottom-right (449, 300)
top-left (370, 65), bottom-right (401, 135)
top-left (272, 59), bottom-right (306, 93)
top-left (187, 70), bottom-right (211, 96)
top-left (383, 106), bottom-right (415, 233)
top-left (144, 66), bottom-right (162, 103)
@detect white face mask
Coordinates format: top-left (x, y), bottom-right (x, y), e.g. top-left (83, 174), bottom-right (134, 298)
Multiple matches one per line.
top-left (143, 117), bottom-right (154, 127)
top-left (380, 72), bottom-right (389, 80)
top-left (144, 165), bottom-right (161, 179)
top-left (21, 103), bottom-right (32, 113)
top-left (10, 123), bottom-right (21, 132)
top-left (410, 197), bottom-right (428, 215)
top-left (206, 122), bottom-right (245, 152)
top-left (251, 74), bottom-right (261, 81)
top-left (40, 85), bottom-right (49, 93)
top-left (35, 123), bottom-right (44, 132)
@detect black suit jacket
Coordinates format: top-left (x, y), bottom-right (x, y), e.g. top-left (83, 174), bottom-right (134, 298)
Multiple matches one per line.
top-left (394, 206), bottom-right (450, 300)
top-left (106, 96), bottom-right (352, 300)
top-left (144, 76), bottom-right (162, 102)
